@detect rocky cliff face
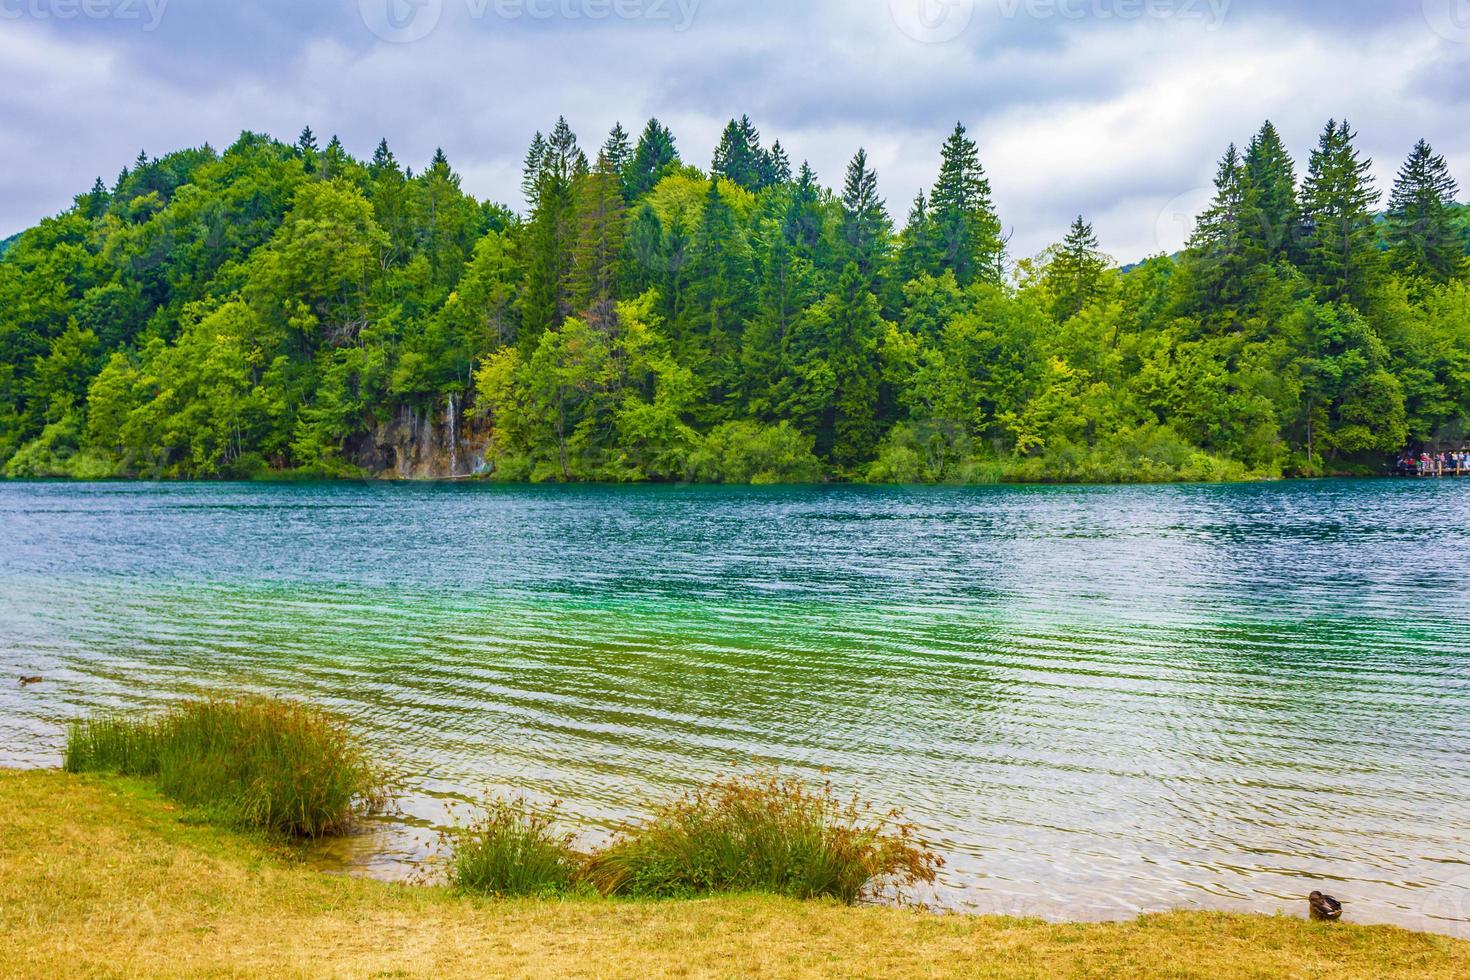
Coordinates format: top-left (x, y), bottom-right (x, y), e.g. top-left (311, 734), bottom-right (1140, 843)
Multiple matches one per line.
top-left (347, 394), bottom-right (492, 480)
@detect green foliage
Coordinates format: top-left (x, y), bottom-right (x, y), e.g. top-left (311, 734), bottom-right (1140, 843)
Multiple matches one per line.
top-left (582, 773), bottom-right (941, 904)
top-left (1387, 140), bottom-right (1463, 285)
top-left (686, 420), bottom-right (821, 484)
top-left (1, 119), bottom-right (1467, 485)
top-left (1301, 119), bottom-right (1382, 306)
top-left (446, 798), bottom-right (582, 897)
top-left (64, 696), bottom-right (387, 838)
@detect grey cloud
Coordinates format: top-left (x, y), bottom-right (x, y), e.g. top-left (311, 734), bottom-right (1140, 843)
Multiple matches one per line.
top-left (1, 1), bottom-right (1466, 260)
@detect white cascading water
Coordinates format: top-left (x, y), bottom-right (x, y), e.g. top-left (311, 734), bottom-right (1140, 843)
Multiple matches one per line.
top-left (446, 392), bottom-right (459, 477)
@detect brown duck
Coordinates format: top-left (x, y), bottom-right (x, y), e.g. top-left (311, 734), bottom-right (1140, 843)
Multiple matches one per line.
top-left (19, 675), bottom-right (42, 687)
top-left (1309, 891), bottom-right (1342, 921)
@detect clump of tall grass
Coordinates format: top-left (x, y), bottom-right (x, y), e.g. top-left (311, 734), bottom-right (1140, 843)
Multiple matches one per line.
top-left (582, 773), bottom-right (942, 904)
top-left (446, 797), bottom-right (581, 897)
top-left (64, 696), bottom-right (387, 837)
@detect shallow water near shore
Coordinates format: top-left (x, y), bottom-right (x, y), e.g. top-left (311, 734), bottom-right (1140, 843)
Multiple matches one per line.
top-left (2, 479), bottom-right (1468, 934)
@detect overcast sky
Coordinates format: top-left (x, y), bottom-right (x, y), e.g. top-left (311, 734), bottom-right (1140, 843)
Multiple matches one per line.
top-left (2, 0), bottom-right (1468, 260)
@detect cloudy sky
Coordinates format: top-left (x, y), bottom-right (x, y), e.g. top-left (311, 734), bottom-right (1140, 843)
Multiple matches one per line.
top-left (2, 0), bottom-right (1468, 260)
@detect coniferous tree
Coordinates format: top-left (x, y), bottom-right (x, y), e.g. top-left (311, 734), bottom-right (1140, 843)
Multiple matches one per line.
top-left (739, 116), bottom-right (783, 191)
top-left (82, 178), bottom-right (110, 220)
top-left (930, 123), bottom-right (1004, 285)
top-left (682, 180), bottom-right (751, 408)
top-left (1386, 139), bottom-right (1463, 283)
top-left (522, 119), bottom-right (582, 338)
top-left (777, 263), bottom-right (883, 466)
top-left (742, 225), bottom-right (817, 417)
top-left (568, 151), bottom-right (628, 313)
top-left (321, 136), bottom-right (347, 181)
top-left (1243, 120), bottom-right (1300, 263)
top-left (521, 131), bottom-right (548, 207)
top-left (895, 190), bottom-right (939, 283)
top-left (414, 148), bottom-right (475, 288)
top-left (368, 140), bottom-right (412, 266)
top-left (712, 117), bottom-right (762, 191)
top-left (297, 127), bottom-right (319, 173)
top-left (1300, 119), bottom-right (1382, 305)
top-left (825, 264), bottom-right (885, 468)
top-left (839, 148), bottom-right (890, 281)
top-left (768, 141), bottom-right (793, 185)
top-left (782, 162), bottom-right (825, 259)
top-left (602, 123), bottom-right (632, 176)
top-left (1047, 216), bottom-right (1106, 320)
top-left (624, 202), bottom-right (667, 296)
top-left (1185, 144), bottom-right (1261, 308)
top-left (370, 138), bottom-right (396, 177)
top-left (626, 119), bottom-right (679, 199)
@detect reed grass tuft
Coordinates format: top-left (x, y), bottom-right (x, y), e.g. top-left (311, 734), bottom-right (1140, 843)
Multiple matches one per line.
top-left (581, 773), bottom-right (941, 904)
top-left (446, 797), bottom-right (582, 897)
top-left (64, 695), bottom-right (387, 837)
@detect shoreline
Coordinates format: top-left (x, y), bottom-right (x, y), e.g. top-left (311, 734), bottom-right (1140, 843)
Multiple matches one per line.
top-left (0, 471), bottom-right (1402, 488)
top-left (3, 769), bottom-right (1467, 978)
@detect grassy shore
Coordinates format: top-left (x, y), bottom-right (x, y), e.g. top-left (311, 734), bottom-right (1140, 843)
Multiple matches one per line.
top-left (3, 770), bottom-right (1467, 978)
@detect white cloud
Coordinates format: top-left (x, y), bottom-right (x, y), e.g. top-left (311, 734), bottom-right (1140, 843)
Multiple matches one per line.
top-left (1, 3), bottom-right (1467, 264)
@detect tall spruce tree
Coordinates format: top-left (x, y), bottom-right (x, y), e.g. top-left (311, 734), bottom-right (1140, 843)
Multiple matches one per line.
top-left (767, 141), bottom-right (793, 185)
top-left (568, 151), bottom-right (627, 313)
top-left (522, 118), bottom-right (582, 339)
top-left (743, 224), bottom-right (818, 417)
top-left (368, 139), bottom-right (412, 266)
top-left (682, 180), bottom-right (751, 408)
top-left (602, 123), bottom-right (632, 177)
top-left (1185, 143), bottom-right (1261, 308)
top-left (839, 148), bottom-right (890, 281)
top-left (1243, 120), bottom-right (1300, 263)
top-left (626, 119), bottom-right (679, 199)
top-left (930, 123), bottom-right (1004, 285)
top-left (712, 117), bottom-right (763, 191)
top-left (522, 131), bottom-right (548, 207)
top-left (1386, 139), bottom-right (1463, 283)
top-left (414, 148), bottom-right (474, 288)
top-left (1300, 119), bottom-right (1382, 304)
top-left (778, 263), bottom-right (883, 466)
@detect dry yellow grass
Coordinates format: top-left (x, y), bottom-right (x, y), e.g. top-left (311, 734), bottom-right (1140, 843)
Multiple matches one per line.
top-left (2, 769), bottom-right (1466, 979)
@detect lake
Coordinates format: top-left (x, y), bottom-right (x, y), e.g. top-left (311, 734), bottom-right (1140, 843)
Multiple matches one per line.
top-left (1, 479), bottom-right (1468, 934)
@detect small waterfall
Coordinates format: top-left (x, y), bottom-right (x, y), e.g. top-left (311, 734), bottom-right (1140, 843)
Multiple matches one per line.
top-left (398, 408), bottom-right (415, 479)
top-left (446, 392), bottom-right (460, 477)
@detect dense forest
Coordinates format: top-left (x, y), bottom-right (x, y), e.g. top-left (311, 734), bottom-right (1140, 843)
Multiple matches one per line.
top-left (2, 116), bottom-right (1468, 483)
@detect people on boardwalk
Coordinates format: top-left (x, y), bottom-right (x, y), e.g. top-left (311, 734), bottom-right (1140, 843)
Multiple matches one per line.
top-left (1395, 450), bottom-right (1470, 476)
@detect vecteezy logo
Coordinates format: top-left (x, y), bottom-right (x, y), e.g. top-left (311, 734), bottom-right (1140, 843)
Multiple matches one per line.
top-left (1424, 0), bottom-right (1470, 43)
top-left (890, 0), bottom-right (975, 43)
top-left (1153, 186), bottom-right (1212, 257)
top-left (360, 0), bottom-right (443, 43)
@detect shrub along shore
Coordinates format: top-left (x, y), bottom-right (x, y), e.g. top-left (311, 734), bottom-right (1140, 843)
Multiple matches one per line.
top-left (4, 771), bottom-right (1468, 978)
top-left (15, 696), bottom-right (1469, 977)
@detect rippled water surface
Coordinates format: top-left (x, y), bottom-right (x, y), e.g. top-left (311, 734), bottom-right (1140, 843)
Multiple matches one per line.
top-left (2, 480), bottom-right (1469, 932)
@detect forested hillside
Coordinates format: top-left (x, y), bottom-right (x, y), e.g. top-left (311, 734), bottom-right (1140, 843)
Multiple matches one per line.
top-left (2, 117), bottom-right (1467, 483)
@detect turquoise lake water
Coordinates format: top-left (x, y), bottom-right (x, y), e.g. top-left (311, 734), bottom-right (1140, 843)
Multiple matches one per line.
top-left (1, 479), bottom-right (1467, 933)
